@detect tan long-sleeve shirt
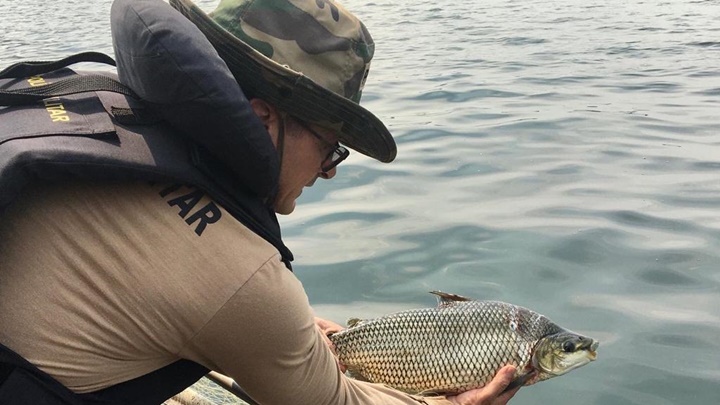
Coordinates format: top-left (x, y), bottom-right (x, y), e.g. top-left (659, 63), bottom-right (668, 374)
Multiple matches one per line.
top-left (0, 181), bottom-right (450, 405)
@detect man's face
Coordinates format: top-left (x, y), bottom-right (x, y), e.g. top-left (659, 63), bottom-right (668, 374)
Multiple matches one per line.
top-left (249, 99), bottom-right (343, 215)
top-left (273, 117), bottom-right (340, 214)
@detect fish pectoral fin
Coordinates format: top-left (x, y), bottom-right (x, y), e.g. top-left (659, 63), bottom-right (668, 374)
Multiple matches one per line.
top-left (503, 372), bottom-right (535, 394)
top-left (346, 368), bottom-right (371, 382)
top-left (430, 291), bottom-right (473, 307)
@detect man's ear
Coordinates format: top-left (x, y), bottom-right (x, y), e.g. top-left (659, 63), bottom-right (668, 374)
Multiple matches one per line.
top-left (249, 98), bottom-right (282, 146)
top-left (249, 98), bottom-right (277, 129)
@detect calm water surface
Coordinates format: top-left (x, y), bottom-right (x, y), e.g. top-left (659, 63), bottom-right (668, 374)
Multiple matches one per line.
top-left (2, 0), bottom-right (719, 403)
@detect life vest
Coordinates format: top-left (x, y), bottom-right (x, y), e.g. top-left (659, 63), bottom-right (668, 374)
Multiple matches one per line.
top-left (0, 63), bottom-right (279, 404)
top-left (0, 0), bottom-right (289, 401)
top-left (0, 65), bottom-right (276, 404)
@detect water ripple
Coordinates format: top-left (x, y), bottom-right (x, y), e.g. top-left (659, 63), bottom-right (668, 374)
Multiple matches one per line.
top-left (415, 88), bottom-right (523, 101)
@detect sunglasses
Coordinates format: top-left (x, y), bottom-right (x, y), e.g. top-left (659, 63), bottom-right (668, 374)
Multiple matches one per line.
top-left (294, 118), bottom-right (350, 173)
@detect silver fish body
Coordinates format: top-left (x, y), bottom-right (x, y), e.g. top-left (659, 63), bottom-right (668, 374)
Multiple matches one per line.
top-left (329, 292), bottom-right (598, 395)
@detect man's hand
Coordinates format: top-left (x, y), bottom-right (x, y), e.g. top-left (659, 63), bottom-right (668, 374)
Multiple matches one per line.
top-left (446, 366), bottom-right (521, 405)
top-left (314, 317), bottom-right (347, 373)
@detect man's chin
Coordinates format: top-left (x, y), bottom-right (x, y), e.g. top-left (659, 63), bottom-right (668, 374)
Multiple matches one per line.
top-left (274, 201), bottom-right (296, 215)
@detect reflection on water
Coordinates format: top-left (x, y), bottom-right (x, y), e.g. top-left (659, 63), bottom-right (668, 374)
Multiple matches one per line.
top-left (2, 0), bottom-right (719, 403)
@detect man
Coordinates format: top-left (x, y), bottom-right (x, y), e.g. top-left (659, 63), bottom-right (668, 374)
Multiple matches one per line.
top-left (0, 0), bottom-right (522, 404)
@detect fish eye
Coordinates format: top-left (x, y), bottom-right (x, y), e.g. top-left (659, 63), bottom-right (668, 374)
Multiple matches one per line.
top-left (562, 341), bottom-right (576, 352)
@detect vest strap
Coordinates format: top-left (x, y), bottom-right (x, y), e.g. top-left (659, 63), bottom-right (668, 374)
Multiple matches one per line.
top-left (0, 343), bottom-right (81, 404)
top-left (110, 106), bottom-right (163, 126)
top-left (0, 52), bottom-right (137, 107)
top-left (0, 52), bottom-right (116, 79)
top-left (0, 74), bottom-right (138, 106)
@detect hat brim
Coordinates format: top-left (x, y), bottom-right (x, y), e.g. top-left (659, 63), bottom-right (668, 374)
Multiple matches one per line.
top-left (169, 0), bottom-right (397, 163)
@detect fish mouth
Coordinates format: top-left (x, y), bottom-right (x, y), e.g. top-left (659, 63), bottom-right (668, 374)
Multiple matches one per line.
top-left (586, 340), bottom-right (599, 361)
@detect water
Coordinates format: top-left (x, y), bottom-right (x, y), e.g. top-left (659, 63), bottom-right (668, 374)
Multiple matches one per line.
top-left (2, 0), bottom-right (719, 403)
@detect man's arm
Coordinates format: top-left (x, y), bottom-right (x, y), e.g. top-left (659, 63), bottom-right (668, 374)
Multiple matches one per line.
top-left (180, 256), bottom-right (520, 405)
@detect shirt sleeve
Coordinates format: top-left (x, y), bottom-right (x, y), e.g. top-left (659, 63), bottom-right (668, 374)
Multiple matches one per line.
top-left (178, 255), bottom-right (453, 405)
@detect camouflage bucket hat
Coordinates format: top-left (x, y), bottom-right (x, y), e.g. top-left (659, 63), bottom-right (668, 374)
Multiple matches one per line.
top-left (169, 0), bottom-right (397, 163)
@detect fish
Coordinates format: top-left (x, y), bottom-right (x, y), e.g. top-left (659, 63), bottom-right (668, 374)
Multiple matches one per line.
top-left (328, 291), bottom-right (598, 395)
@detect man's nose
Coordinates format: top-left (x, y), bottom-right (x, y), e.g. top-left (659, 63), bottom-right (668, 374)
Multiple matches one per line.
top-left (319, 167), bottom-right (337, 180)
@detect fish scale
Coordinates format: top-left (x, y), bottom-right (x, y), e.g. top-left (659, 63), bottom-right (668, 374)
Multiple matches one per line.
top-left (329, 292), bottom-right (598, 395)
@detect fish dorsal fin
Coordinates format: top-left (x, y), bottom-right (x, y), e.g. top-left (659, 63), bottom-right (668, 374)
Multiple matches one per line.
top-left (346, 318), bottom-right (364, 328)
top-left (430, 291), bottom-right (472, 307)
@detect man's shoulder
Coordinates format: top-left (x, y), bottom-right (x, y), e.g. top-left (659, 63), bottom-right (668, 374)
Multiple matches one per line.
top-left (129, 181), bottom-right (282, 262)
top-left (13, 180), bottom-right (281, 265)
